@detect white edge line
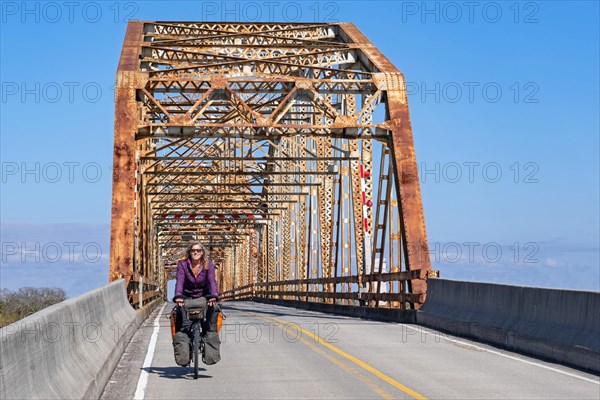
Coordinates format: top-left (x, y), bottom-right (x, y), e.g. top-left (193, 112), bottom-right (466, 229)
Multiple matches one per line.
top-left (133, 303), bottom-right (167, 400)
top-left (409, 325), bottom-right (600, 385)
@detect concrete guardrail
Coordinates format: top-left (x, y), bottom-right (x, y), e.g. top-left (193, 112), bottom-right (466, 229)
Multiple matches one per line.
top-left (418, 279), bottom-right (600, 374)
top-left (0, 279), bottom-right (159, 399)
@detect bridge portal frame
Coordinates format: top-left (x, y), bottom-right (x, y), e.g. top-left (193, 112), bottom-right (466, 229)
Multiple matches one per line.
top-left (109, 21), bottom-right (433, 309)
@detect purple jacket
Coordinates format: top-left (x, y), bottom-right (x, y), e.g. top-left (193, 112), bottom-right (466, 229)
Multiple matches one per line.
top-left (174, 258), bottom-right (219, 299)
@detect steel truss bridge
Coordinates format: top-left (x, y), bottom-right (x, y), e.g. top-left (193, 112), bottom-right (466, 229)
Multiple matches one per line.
top-left (109, 21), bottom-right (435, 310)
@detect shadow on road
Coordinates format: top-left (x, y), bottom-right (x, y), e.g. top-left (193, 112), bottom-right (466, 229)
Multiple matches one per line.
top-left (222, 302), bottom-right (344, 321)
top-left (143, 366), bottom-right (213, 380)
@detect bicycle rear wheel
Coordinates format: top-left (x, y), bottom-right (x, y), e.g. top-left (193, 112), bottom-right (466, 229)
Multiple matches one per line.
top-left (193, 324), bottom-right (200, 379)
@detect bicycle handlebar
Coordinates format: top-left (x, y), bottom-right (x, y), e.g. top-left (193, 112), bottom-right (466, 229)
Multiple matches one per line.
top-left (173, 294), bottom-right (218, 306)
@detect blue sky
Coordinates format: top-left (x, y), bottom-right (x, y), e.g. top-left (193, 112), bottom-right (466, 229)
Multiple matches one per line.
top-left (1, 1), bottom-right (598, 297)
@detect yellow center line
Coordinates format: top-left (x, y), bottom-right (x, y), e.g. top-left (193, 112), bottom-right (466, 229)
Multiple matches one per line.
top-left (249, 312), bottom-right (428, 400)
top-left (256, 314), bottom-right (396, 400)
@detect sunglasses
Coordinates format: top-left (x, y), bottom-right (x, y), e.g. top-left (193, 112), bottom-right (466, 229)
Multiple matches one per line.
top-left (190, 249), bottom-right (204, 253)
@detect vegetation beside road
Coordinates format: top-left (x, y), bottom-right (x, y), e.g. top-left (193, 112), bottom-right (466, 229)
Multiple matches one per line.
top-left (0, 287), bottom-right (67, 327)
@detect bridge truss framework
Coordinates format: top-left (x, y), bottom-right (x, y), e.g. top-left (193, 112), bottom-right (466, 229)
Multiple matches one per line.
top-left (110, 21), bottom-right (434, 309)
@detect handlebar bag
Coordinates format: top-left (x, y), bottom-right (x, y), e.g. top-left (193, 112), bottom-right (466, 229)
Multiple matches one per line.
top-left (185, 297), bottom-right (207, 320)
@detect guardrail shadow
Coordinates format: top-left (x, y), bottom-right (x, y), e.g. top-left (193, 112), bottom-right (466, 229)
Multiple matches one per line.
top-left (222, 302), bottom-right (345, 321)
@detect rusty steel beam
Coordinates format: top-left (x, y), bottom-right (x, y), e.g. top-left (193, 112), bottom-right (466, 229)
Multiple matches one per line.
top-left (109, 21), bottom-right (145, 286)
top-left (386, 92), bottom-right (431, 307)
top-left (337, 23), bottom-right (432, 308)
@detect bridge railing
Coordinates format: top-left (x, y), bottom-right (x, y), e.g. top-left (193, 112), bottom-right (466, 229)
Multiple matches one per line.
top-left (126, 272), bottom-right (162, 309)
top-left (220, 270), bottom-right (439, 307)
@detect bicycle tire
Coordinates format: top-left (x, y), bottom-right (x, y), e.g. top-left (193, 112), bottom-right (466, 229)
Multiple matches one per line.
top-left (193, 324), bottom-right (200, 379)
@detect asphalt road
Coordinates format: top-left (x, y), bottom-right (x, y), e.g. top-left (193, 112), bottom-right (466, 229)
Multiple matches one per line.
top-left (102, 301), bottom-right (600, 400)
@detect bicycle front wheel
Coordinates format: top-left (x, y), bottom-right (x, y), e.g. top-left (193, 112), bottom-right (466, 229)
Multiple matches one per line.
top-left (193, 324), bottom-right (200, 379)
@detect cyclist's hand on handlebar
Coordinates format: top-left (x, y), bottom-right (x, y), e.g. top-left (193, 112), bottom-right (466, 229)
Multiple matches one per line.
top-left (175, 298), bottom-right (185, 307)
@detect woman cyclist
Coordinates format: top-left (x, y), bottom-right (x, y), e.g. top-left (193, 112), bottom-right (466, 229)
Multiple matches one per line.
top-left (171, 242), bottom-right (219, 367)
top-left (173, 242), bottom-right (218, 306)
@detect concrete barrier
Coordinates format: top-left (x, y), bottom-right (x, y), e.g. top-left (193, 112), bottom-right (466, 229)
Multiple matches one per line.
top-left (418, 279), bottom-right (600, 374)
top-left (0, 280), bottom-right (155, 399)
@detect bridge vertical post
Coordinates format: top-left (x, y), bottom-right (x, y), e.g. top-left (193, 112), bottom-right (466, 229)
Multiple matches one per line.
top-left (338, 23), bottom-right (432, 308)
top-left (386, 91), bottom-right (432, 308)
top-left (109, 21), bottom-right (145, 287)
top-left (138, 274), bottom-right (143, 309)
